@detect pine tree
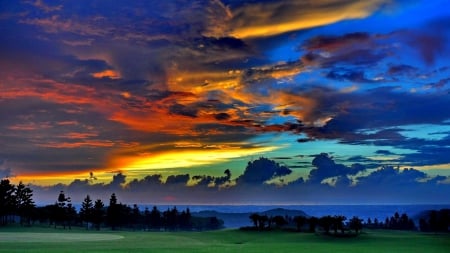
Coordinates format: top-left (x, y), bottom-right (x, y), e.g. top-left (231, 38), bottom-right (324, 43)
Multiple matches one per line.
top-left (0, 179), bottom-right (16, 225)
top-left (107, 193), bottom-right (119, 230)
top-left (15, 182), bottom-right (35, 226)
top-left (80, 195), bottom-right (94, 229)
top-left (92, 199), bottom-right (104, 230)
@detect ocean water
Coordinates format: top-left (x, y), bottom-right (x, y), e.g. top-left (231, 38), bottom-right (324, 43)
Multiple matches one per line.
top-left (153, 204), bottom-right (450, 222)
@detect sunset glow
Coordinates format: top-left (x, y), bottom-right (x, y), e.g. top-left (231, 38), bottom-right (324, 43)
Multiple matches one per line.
top-left (1, 0), bottom-right (449, 204)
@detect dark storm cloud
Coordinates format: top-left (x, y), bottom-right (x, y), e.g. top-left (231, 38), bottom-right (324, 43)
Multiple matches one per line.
top-left (237, 157), bottom-right (292, 184)
top-left (169, 104), bottom-right (198, 118)
top-left (400, 146), bottom-right (450, 167)
top-left (302, 87), bottom-right (450, 141)
top-left (214, 113), bottom-right (231, 121)
top-left (301, 32), bottom-right (371, 51)
top-left (375, 150), bottom-right (396, 155)
top-left (165, 174), bottom-right (190, 185)
top-left (192, 170), bottom-right (231, 187)
top-left (111, 173), bottom-right (126, 187)
top-left (308, 153), bottom-right (366, 184)
top-left (299, 32), bottom-right (388, 69)
top-left (356, 166), bottom-right (428, 186)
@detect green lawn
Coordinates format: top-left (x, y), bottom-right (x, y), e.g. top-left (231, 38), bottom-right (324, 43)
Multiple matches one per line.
top-left (0, 227), bottom-right (448, 253)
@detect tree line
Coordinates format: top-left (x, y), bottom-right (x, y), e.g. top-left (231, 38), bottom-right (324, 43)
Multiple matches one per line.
top-left (0, 179), bottom-right (35, 226)
top-left (35, 192), bottom-right (224, 231)
top-left (0, 179), bottom-right (223, 231)
top-left (243, 213), bottom-right (364, 236)
top-left (243, 210), bottom-right (450, 236)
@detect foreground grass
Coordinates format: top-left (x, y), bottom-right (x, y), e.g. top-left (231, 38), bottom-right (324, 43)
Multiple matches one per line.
top-left (0, 226), bottom-right (448, 253)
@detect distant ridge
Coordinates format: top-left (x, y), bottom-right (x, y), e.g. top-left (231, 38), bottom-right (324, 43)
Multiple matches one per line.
top-left (192, 208), bottom-right (308, 228)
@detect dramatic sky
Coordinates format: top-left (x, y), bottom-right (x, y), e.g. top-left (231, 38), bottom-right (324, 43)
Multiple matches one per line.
top-left (1, 0), bottom-right (450, 205)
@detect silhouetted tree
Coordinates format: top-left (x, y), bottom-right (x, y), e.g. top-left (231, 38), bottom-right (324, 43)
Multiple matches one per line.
top-left (308, 217), bottom-right (319, 233)
top-left (333, 215), bottom-right (346, 234)
top-left (258, 215), bottom-right (269, 230)
top-left (293, 216), bottom-right (307, 232)
top-left (319, 216), bottom-right (334, 234)
top-left (131, 204), bottom-right (141, 230)
top-left (207, 216), bottom-right (223, 230)
top-left (107, 193), bottom-right (120, 230)
top-left (386, 212), bottom-right (415, 230)
top-left (373, 218), bottom-right (379, 227)
top-left (421, 209), bottom-right (449, 232)
top-left (55, 191), bottom-right (72, 229)
top-left (80, 195), bottom-right (94, 229)
top-left (349, 216), bottom-right (363, 234)
top-left (0, 179), bottom-right (15, 225)
top-left (92, 199), bottom-right (104, 230)
top-left (163, 207), bottom-right (179, 230)
top-left (66, 202), bottom-right (77, 229)
top-left (249, 213), bottom-right (260, 228)
top-left (272, 215), bottom-right (287, 228)
top-left (15, 182), bottom-right (35, 226)
top-left (150, 206), bottom-right (161, 229)
top-left (179, 208), bottom-right (192, 230)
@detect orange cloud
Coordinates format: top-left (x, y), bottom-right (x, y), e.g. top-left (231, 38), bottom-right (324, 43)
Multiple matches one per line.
top-left (91, 69), bottom-right (121, 79)
top-left (36, 140), bottom-right (115, 148)
top-left (208, 0), bottom-right (388, 39)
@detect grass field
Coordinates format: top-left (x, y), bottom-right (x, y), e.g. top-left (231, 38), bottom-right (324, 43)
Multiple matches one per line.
top-left (0, 227), bottom-right (449, 253)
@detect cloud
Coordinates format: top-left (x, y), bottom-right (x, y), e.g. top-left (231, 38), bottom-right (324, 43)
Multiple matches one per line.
top-left (356, 166), bottom-right (428, 186)
top-left (215, 0), bottom-right (388, 38)
top-left (387, 64), bottom-right (418, 76)
top-left (326, 69), bottom-right (374, 83)
top-left (26, 156), bottom-right (450, 205)
top-left (302, 32), bottom-right (371, 51)
top-left (237, 157), bottom-right (292, 184)
top-left (165, 174), bottom-right (190, 185)
top-left (24, 0), bottom-right (62, 13)
top-left (110, 172), bottom-right (126, 187)
top-left (375, 150), bottom-right (396, 155)
top-left (308, 153), bottom-right (366, 184)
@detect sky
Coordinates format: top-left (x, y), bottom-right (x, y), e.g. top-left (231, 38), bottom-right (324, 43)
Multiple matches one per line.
top-left (1, 0), bottom-right (450, 205)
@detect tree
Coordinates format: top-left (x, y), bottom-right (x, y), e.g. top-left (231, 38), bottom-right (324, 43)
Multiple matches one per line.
top-left (66, 202), bottom-right (77, 229)
top-left (308, 217), bottom-right (319, 233)
top-left (293, 216), bottom-right (307, 232)
top-left (349, 216), bottom-right (363, 234)
top-left (92, 199), bottom-right (104, 230)
top-left (80, 195), bottom-right (94, 229)
top-left (150, 206), bottom-right (161, 229)
top-left (163, 207), bottom-right (179, 230)
top-left (0, 179), bottom-right (16, 225)
top-left (131, 204), bottom-right (141, 230)
top-left (258, 215), bottom-right (269, 230)
top-left (179, 208), bottom-right (192, 230)
top-left (319, 216), bottom-right (334, 234)
top-left (333, 215), bottom-right (346, 234)
top-left (54, 191), bottom-right (72, 229)
top-left (15, 182), bottom-right (35, 226)
top-left (249, 213), bottom-right (260, 228)
top-left (107, 193), bottom-right (120, 230)
top-left (271, 215), bottom-right (287, 228)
